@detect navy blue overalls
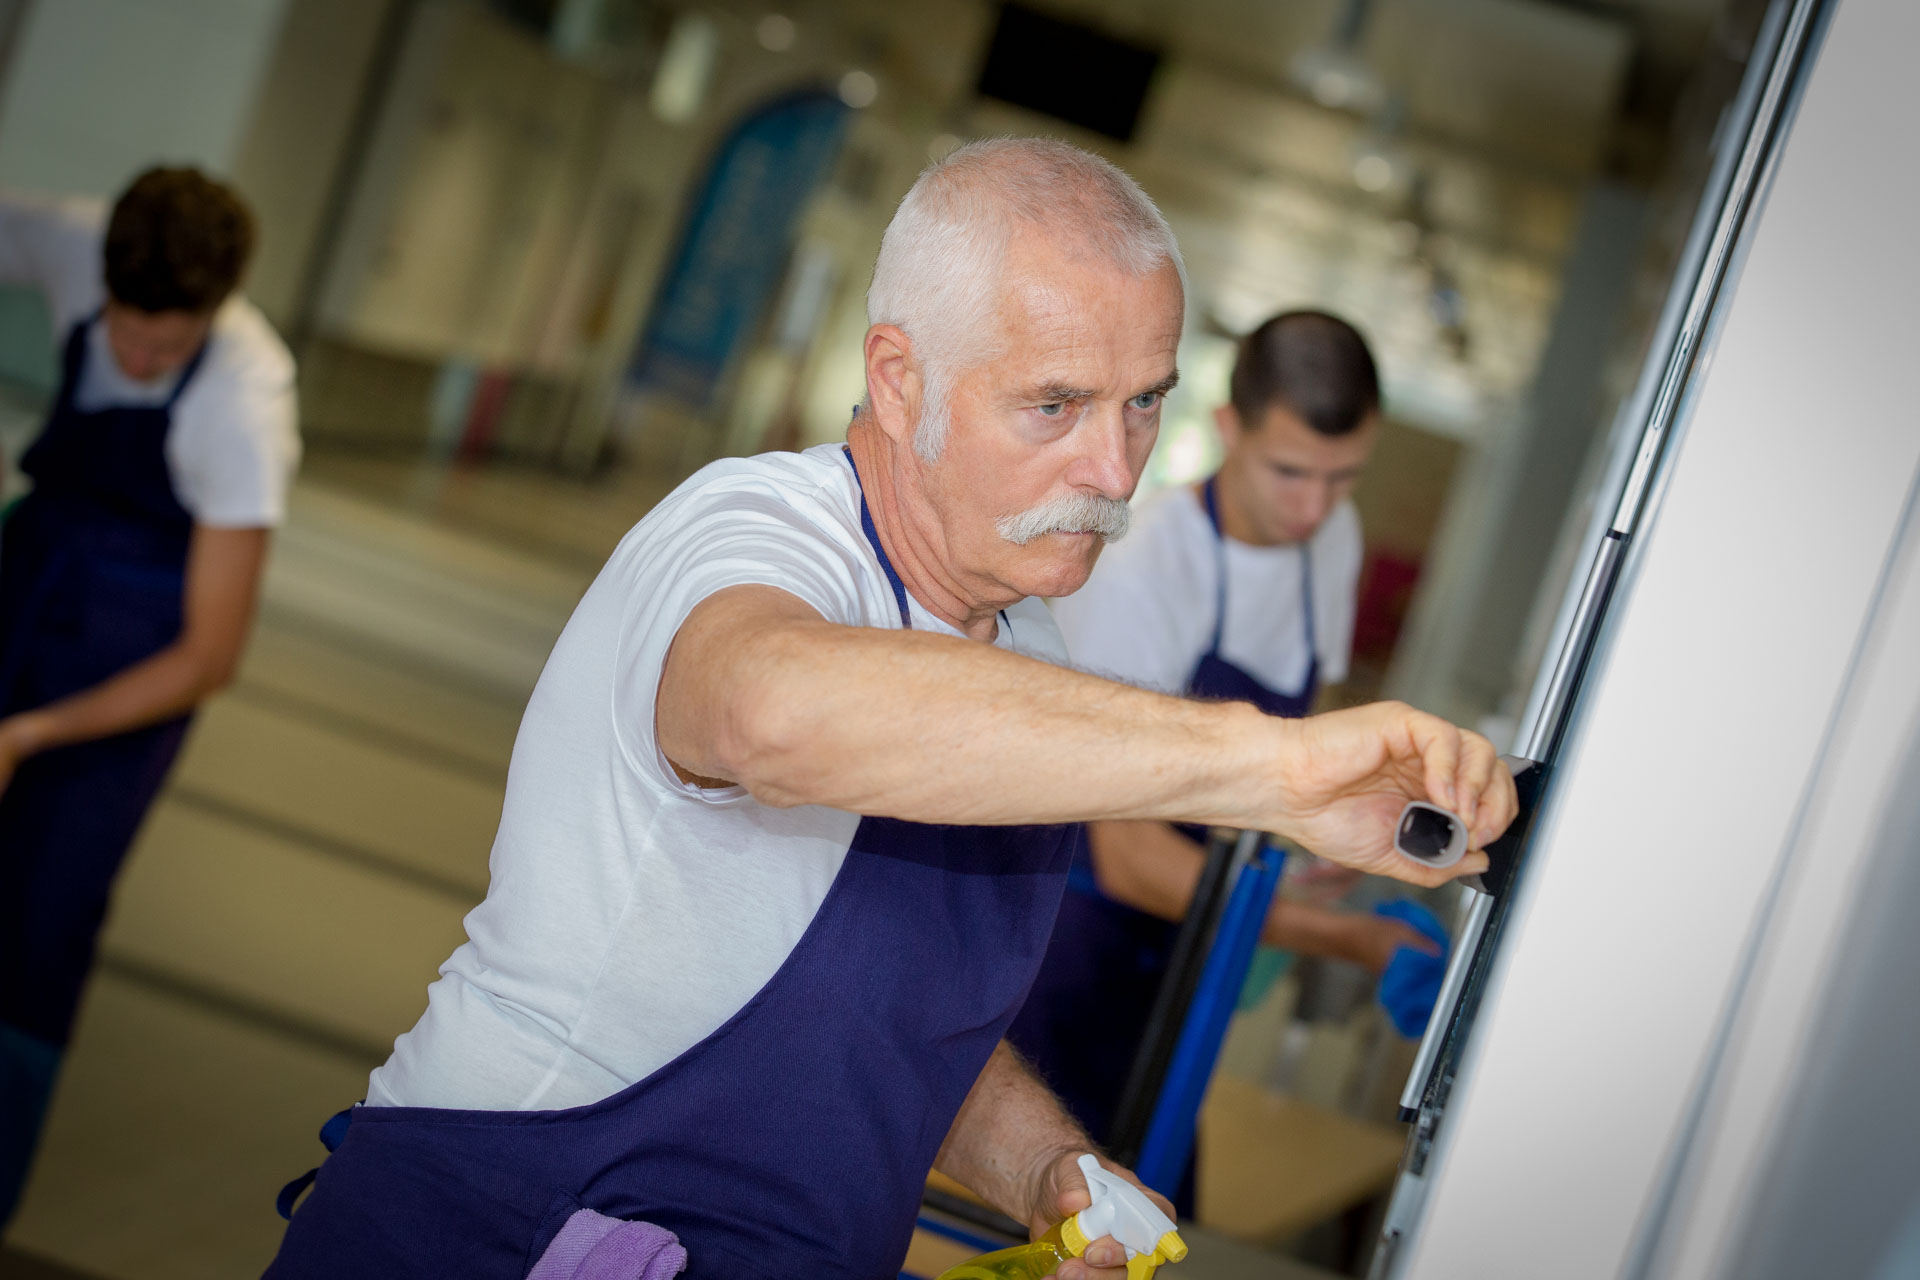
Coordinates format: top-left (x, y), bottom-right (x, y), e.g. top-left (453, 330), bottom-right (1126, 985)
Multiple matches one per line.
top-left (0, 314), bottom-right (210, 1220)
top-left (1007, 475), bottom-right (1318, 1166)
top-left (265, 452), bottom-right (1077, 1279)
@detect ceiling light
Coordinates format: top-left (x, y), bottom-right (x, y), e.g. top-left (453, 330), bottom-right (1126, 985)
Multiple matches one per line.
top-left (756, 14), bottom-right (796, 52)
top-left (1353, 153), bottom-right (1395, 192)
top-left (838, 70), bottom-right (878, 109)
top-left (650, 13), bottom-right (718, 124)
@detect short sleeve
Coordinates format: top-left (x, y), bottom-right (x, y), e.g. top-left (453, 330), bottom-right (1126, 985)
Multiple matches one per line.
top-left (1050, 524), bottom-right (1203, 694)
top-left (166, 308), bottom-right (300, 527)
top-left (608, 472), bottom-right (873, 801)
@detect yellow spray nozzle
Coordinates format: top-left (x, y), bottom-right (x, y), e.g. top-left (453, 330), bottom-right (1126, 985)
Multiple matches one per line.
top-left (1121, 1230), bottom-right (1188, 1280)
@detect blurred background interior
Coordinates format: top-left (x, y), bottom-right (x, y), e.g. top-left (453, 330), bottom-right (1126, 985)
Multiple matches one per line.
top-left (0, 0), bottom-right (1767, 1275)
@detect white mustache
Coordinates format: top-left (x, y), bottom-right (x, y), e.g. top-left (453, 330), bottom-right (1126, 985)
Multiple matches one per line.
top-left (996, 492), bottom-right (1132, 546)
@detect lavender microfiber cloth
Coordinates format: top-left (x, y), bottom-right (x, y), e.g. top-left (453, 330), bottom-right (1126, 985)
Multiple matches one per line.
top-left (526, 1208), bottom-right (688, 1280)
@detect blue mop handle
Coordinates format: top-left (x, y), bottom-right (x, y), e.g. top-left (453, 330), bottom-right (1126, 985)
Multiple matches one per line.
top-left (1133, 835), bottom-right (1287, 1196)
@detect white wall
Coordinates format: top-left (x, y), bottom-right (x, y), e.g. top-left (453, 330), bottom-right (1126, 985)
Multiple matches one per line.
top-left (1398, 0), bottom-right (1920, 1271)
top-left (0, 0), bottom-right (290, 389)
top-left (0, 0), bottom-right (289, 195)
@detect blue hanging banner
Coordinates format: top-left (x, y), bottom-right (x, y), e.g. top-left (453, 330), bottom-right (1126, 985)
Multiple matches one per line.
top-left (627, 90), bottom-right (851, 409)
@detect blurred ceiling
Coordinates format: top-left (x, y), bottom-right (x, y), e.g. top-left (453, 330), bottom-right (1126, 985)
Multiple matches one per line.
top-left (1024, 0), bottom-right (1725, 177)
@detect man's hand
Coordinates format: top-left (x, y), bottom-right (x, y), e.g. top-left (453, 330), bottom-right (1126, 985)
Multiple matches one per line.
top-left (1331, 911), bottom-right (1441, 974)
top-left (1267, 900), bottom-right (1441, 974)
top-left (0, 527), bottom-right (267, 778)
top-left (1262, 701), bottom-right (1518, 887)
top-left (1025, 1148), bottom-right (1174, 1280)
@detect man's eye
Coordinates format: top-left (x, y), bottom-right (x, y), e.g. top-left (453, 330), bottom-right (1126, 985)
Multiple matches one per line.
top-left (1130, 392), bottom-right (1162, 411)
top-left (1036, 402), bottom-right (1066, 418)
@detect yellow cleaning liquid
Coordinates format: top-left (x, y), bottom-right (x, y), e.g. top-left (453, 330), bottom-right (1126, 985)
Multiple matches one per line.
top-left (938, 1215), bottom-right (1185, 1280)
top-left (935, 1221), bottom-right (1077, 1280)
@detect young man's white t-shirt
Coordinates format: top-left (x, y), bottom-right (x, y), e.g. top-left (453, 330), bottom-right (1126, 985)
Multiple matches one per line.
top-left (1050, 484), bottom-right (1364, 697)
top-left (0, 191), bottom-right (299, 526)
top-left (367, 444), bottom-right (1068, 1112)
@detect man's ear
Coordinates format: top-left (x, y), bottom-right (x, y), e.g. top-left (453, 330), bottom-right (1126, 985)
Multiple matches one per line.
top-left (1213, 402), bottom-right (1245, 449)
top-left (864, 324), bottom-right (923, 449)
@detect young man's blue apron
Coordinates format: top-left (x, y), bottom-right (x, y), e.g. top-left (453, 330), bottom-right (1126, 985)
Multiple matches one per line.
top-left (265, 451), bottom-right (1077, 1280)
top-left (0, 314), bottom-right (209, 1222)
top-left (1006, 476), bottom-right (1317, 1197)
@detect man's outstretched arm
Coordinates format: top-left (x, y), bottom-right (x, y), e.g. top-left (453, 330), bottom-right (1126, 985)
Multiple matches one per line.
top-left (656, 584), bottom-right (1516, 886)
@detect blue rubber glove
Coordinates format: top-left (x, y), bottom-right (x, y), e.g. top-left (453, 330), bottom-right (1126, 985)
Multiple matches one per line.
top-left (1373, 899), bottom-right (1452, 1039)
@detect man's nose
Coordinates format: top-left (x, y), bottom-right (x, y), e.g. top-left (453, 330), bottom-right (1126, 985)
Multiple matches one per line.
top-left (1299, 481), bottom-right (1334, 529)
top-left (1070, 404), bottom-right (1135, 498)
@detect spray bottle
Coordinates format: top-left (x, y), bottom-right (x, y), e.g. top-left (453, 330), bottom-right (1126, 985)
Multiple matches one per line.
top-left (935, 1154), bottom-right (1188, 1280)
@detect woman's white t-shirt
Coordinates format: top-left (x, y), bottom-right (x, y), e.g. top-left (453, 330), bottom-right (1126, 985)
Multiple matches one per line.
top-left (368, 445), bottom-right (1067, 1112)
top-left (0, 191), bottom-right (299, 526)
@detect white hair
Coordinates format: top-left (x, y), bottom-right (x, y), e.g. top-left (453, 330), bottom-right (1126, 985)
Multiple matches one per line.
top-left (866, 137), bottom-right (1185, 462)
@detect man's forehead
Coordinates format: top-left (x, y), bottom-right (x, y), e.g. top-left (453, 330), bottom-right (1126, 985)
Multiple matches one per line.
top-left (1251, 406), bottom-right (1379, 464)
top-left (989, 271), bottom-right (1182, 388)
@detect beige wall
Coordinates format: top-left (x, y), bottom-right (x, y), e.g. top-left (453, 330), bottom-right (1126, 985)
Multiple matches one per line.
top-left (230, 0), bottom-right (398, 331)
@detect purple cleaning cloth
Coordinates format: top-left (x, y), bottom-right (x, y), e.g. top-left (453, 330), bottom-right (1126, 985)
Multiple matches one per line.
top-left (525, 1208), bottom-right (688, 1280)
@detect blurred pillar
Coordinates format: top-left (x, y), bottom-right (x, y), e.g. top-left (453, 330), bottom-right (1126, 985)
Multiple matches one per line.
top-left (1388, 181), bottom-right (1650, 729)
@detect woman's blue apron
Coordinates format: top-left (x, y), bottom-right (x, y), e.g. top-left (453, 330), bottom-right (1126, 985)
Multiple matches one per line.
top-left (265, 450), bottom-right (1076, 1280)
top-left (1006, 476), bottom-right (1318, 1165)
top-left (0, 314), bottom-right (208, 1221)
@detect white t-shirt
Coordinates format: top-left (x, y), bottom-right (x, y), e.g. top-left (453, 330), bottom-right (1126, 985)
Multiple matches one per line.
top-left (1051, 484), bottom-right (1363, 697)
top-left (368, 444), bottom-right (1068, 1112)
top-left (0, 191), bottom-right (299, 527)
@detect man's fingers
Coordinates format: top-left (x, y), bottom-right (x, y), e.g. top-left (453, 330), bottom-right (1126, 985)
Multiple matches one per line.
top-left (1053, 1237), bottom-right (1126, 1279)
top-left (1396, 846), bottom-right (1488, 888)
top-left (1452, 733), bottom-right (1498, 830)
top-left (1391, 922), bottom-right (1443, 958)
top-left (1471, 758), bottom-right (1520, 848)
top-left (1410, 712), bottom-right (1463, 811)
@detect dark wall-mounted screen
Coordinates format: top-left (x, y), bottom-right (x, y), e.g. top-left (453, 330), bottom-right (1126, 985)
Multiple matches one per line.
top-left (974, 3), bottom-right (1161, 144)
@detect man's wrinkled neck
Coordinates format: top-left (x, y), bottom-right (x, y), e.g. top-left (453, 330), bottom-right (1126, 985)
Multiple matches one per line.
top-left (847, 419), bottom-right (1008, 643)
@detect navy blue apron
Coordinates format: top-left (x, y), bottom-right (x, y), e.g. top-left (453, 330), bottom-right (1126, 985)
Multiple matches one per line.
top-left (1007, 475), bottom-right (1318, 1166)
top-left (0, 315), bottom-right (208, 1222)
top-left (266, 451), bottom-right (1076, 1280)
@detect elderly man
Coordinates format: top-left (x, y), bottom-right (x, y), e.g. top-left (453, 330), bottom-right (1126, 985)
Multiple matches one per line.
top-left (267, 138), bottom-right (1510, 1280)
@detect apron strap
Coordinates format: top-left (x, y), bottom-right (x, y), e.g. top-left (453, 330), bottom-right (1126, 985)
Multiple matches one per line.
top-left (160, 331), bottom-right (213, 411)
top-left (1201, 474), bottom-right (1316, 669)
top-left (275, 1105), bottom-right (356, 1220)
top-left (844, 446), bottom-right (912, 630)
top-left (1299, 530), bottom-right (1316, 664)
top-left (1201, 477), bottom-right (1229, 657)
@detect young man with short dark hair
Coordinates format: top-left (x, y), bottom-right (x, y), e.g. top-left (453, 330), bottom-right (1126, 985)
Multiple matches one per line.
top-left (0, 166), bottom-right (298, 1223)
